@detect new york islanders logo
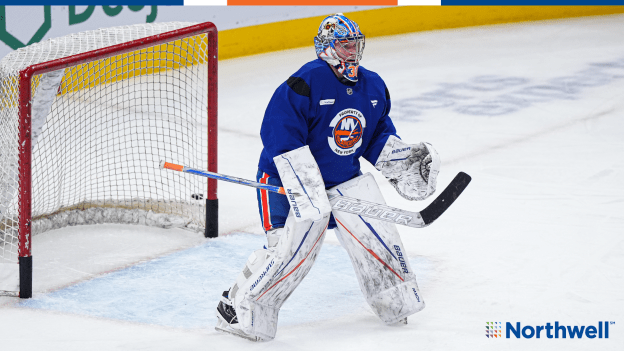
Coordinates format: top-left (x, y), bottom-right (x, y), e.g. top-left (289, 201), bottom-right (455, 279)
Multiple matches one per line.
top-left (328, 109), bottom-right (366, 156)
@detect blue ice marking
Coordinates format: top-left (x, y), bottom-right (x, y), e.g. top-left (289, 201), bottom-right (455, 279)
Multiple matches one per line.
top-left (20, 233), bottom-right (425, 328)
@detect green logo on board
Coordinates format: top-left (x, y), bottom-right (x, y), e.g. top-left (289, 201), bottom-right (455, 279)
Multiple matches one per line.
top-left (0, 6), bottom-right (157, 50)
top-left (0, 6), bottom-right (51, 50)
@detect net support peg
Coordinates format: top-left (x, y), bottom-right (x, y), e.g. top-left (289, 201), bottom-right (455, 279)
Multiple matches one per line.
top-left (19, 256), bottom-right (32, 299)
top-left (205, 198), bottom-right (218, 238)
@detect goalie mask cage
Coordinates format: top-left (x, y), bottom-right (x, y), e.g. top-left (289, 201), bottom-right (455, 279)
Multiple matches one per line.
top-left (0, 22), bottom-right (218, 298)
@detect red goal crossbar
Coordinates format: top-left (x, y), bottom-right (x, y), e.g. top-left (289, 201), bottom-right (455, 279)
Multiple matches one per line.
top-left (16, 22), bottom-right (218, 298)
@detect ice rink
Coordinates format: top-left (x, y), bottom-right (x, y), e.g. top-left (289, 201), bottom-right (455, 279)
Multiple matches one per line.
top-left (2, 14), bottom-right (624, 350)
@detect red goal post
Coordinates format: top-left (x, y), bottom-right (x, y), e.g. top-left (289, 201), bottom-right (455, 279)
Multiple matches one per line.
top-left (1, 22), bottom-right (218, 299)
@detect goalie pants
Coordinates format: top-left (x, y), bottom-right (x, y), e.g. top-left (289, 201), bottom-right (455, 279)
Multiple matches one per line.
top-left (256, 170), bottom-right (291, 232)
top-left (233, 172), bottom-right (424, 340)
top-left (256, 169), bottom-right (342, 231)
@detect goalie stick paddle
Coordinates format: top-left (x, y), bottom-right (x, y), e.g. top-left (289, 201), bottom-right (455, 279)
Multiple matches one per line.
top-left (326, 172), bottom-right (471, 228)
top-left (160, 161), bottom-right (471, 228)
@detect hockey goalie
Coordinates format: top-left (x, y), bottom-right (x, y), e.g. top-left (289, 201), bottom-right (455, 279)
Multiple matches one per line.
top-left (215, 13), bottom-right (441, 341)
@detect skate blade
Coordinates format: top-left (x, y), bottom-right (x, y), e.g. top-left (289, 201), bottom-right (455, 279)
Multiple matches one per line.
top-left (215, 313), bottom-right (259, 342)
top-left (389, 317), bottom-right (408, 326)
top-left (215, 324), bottom-right (259, 342)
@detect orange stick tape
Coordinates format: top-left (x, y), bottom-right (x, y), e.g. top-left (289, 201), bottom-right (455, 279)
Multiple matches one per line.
top-left (162, 162), bottom-right (184, 172)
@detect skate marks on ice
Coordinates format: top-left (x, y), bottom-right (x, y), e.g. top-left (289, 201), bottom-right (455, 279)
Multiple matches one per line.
top-left (19, 233), bottom-right (433, 329)
top-left (392, 58), bottom-right (624, 119)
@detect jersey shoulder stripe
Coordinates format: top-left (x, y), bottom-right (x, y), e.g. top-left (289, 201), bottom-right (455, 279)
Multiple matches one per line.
top-left (286, 76), bottom-right (310, 97)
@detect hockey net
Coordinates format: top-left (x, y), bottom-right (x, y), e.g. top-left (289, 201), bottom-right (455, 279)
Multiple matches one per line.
top-left (0, 22), bottom-right (218, 297)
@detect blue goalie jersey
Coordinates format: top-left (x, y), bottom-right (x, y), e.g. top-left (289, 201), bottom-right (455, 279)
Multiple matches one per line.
top-left (258, 58), bottom-right (398, 188)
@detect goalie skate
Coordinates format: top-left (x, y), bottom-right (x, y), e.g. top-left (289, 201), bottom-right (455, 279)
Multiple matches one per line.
top-left (215, 291), bottom-right (259, 342)
top-left (215, 314), bottom-right (259, 342)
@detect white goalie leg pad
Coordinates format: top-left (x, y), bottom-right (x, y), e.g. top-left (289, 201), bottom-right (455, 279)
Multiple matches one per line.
top-left (230, 212), bottom-right (330, 340)
top-left (273, 146), bottom-right (332, 222)
top-left (328, 173), bottom-right (425, 324)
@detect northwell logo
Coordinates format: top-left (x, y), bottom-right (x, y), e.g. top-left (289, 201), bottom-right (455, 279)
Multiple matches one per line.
top-left (487, 321), bottom-right (614, 339)
top-left (485, 322), bottom-right (502, 338)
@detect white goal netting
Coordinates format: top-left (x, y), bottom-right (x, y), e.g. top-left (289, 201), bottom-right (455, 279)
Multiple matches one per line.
top-left (0, 22), bottom-right (213, 269)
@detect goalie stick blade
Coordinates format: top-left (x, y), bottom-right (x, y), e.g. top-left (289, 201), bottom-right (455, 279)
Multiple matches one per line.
top-left (328, 172), bottom-right (471, 228)
top-left (420, 172), bottom-right (471, 226)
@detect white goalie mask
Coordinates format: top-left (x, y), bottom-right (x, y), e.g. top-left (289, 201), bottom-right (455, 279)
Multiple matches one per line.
top-left (314, 13), bottom-right (365, 83)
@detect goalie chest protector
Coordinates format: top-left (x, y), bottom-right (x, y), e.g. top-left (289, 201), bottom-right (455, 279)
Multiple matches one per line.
top-left (258, 58), bottom-right (398, 187)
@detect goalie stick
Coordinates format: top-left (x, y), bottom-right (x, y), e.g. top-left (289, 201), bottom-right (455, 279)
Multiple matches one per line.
top-left (160, 161), bottom-right (471, 228)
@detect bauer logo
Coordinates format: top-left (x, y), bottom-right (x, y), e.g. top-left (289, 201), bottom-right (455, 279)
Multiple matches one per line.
top-left (393, 245), bottom-right (409, 274)
top-left (486, 321), bottom-right (614, 339)
top-left (391, 147), bottom-right (411, 154)
top-left (287, 189), bottom-right (301, 218)
top-left (331, 199), bottom-right (415, 226)
top-left (327, 108), bottom-right (366, 156)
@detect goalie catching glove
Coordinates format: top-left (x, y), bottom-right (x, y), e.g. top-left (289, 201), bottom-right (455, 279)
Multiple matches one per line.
top-left (374, 136), bottom-right (440, 201)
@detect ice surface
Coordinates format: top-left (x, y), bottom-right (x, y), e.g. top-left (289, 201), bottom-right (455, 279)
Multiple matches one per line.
top-left (19, 233), bottom-right (431, 328)
top-left (2, 14), bottom-right (624, 350)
